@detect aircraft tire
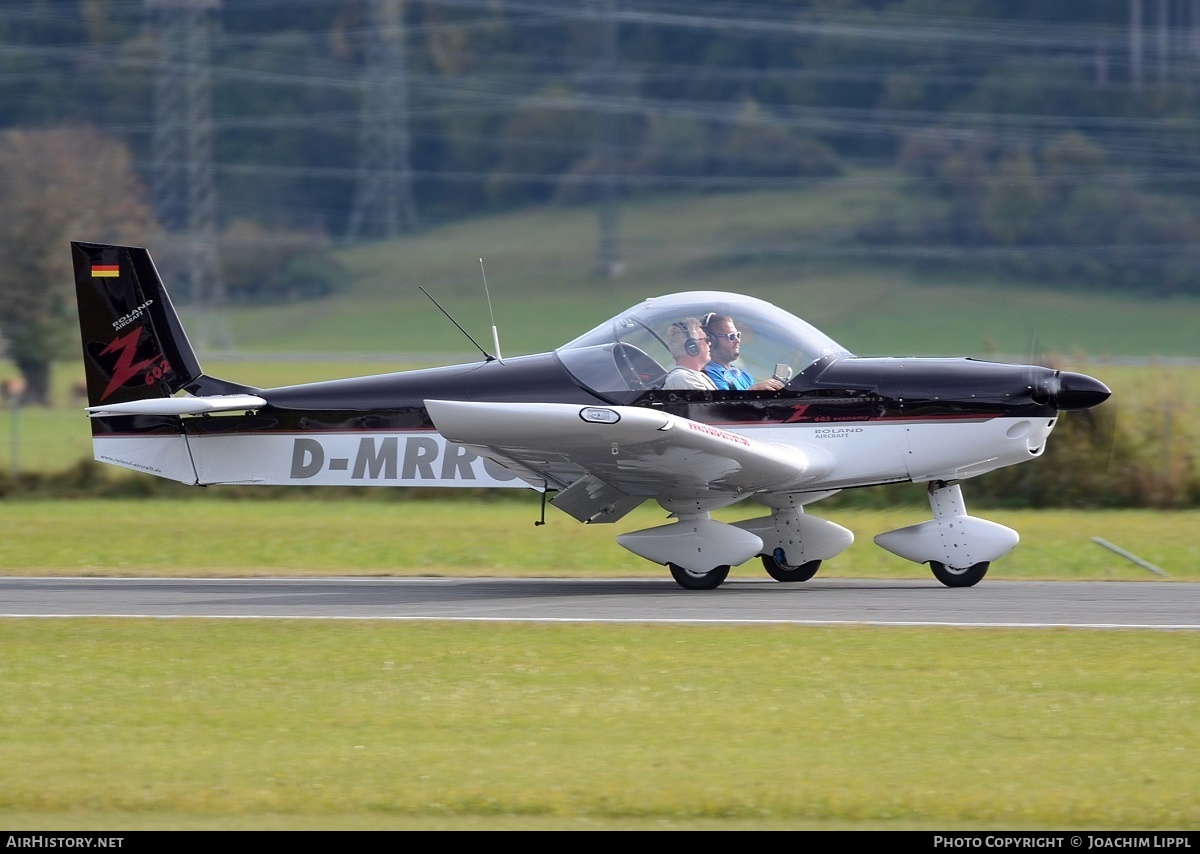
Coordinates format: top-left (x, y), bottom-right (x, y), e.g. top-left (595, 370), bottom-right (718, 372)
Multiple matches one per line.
top-left (760, 552), bottom-right (821, 583)
top-left (929, 560), bottom-right (989, 588)
top-left (668, 563), bottom-right (730, 590)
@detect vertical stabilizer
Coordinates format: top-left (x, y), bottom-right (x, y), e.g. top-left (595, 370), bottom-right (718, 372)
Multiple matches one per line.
top-left (72, 242), bottom-right (204, 408)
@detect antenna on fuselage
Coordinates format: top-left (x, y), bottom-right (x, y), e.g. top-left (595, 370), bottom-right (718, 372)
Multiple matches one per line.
top-left (480, 258), bottom-right (503, 364)
top-left (418, 286), bottom-right (495, 362)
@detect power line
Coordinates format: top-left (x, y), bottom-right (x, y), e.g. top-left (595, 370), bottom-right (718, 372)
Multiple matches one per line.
top-left (346, 0), bottom-right (419, 242)
top-left (2, 2), bottom-right (1199, 244)
top-left (147, 0), bottom-right (231, 349)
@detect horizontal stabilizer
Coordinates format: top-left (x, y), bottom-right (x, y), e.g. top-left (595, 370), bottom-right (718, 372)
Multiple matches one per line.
top-left (87, 394), bottom-right (267, 417)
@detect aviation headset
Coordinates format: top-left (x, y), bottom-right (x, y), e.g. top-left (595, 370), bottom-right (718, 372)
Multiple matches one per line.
top-left (673, 321), bottom-right (702, 357)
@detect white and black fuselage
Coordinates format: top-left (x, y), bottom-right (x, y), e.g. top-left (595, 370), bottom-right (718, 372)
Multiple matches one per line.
top-left (73, 242), bottom-right (1110, 589)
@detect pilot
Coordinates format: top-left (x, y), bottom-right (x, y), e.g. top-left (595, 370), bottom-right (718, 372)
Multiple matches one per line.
top-left (700, 313), bottom-right (784, 391)
top-left (663, 317), bottom-right (717, 390)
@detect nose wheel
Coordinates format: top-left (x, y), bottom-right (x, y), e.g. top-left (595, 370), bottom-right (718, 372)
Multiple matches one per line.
top-left (875, 481), bottom-right (1016, 587)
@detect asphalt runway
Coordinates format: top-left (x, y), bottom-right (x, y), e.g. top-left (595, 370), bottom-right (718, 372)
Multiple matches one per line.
top-left (0, 577), bottom-right (1196, 629)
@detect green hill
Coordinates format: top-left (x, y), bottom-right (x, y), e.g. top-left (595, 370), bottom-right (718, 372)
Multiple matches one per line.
top-left (221, 184), bottom-right (1199, 362)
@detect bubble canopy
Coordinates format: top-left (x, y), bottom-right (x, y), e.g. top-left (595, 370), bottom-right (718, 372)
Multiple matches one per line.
top-left (554, 291), bottom-right (850, 398)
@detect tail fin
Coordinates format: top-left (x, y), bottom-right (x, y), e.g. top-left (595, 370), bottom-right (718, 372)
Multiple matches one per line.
top-left (72, 241), bottom-right (244, 408)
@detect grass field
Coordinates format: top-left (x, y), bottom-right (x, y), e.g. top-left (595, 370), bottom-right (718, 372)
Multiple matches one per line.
top-left (0, 495), bottom-right (1193, 829)
top-left (1, 619), bottom-right (1196, 830)
top-left (0, 498), bottom-right (1195, 581)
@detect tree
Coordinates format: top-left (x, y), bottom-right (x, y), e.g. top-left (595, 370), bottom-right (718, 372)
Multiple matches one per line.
top-left (0, 126), bottom-right (157, 404)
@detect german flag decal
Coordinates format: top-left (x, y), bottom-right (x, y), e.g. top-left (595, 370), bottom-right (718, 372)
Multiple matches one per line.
top-left (91, 265), bottom-right (119, 278)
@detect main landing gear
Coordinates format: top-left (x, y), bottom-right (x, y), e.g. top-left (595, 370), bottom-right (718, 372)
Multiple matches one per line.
top-left (617, 499), bottom-right (763, 591)
top-left (668, 562), bottom-right (731, 590)
top-left (617, 497), bottom-right (855, 590)
top-left (734, 500), bottom-right (853, 587)
top-left (760, 550), bottom-right (822, 583)
top-left (929, 560), bottom-right (990, 588)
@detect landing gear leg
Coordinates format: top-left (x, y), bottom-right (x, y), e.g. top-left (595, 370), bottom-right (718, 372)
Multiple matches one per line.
top-left (732, 503), bottom-right (854, 583)
top-left (925, 481), bottom-right (988, 587)
top-left (617, 500), bottom-right (764, 591)
top-left (873, 480), bottom-right (1018, 587)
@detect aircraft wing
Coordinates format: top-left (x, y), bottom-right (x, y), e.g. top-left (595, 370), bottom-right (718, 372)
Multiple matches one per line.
top-left (425, 399), bottom-right (832, 523)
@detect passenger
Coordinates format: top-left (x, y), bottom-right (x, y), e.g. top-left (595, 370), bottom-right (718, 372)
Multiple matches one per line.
top-left (701, 312), bottom-right (784, 391)
top-left (663, 317), bottom-right (717, 390)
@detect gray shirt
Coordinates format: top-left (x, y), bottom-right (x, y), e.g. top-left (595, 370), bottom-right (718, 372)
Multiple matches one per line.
top-left (664, 367), bottom-right (717, 390)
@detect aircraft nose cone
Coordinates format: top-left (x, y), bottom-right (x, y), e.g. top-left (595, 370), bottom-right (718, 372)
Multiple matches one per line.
top-left (1053, 371), bottom-right (1111, 411)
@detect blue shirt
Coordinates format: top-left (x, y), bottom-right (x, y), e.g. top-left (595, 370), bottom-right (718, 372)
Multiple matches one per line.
top-left (704, 362), bottom-right (755, 390)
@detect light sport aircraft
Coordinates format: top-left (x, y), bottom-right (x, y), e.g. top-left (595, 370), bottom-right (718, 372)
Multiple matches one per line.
top-left (72, 241), bottom-right (1111, 590)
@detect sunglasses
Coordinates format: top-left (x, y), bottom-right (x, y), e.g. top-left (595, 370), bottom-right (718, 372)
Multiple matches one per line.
top-left (709, 331), bottom-right (741, 342)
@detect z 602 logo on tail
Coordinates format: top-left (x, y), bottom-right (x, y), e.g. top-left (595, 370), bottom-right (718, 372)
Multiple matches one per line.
top-left (98, 326), bottom-right (173, 401)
